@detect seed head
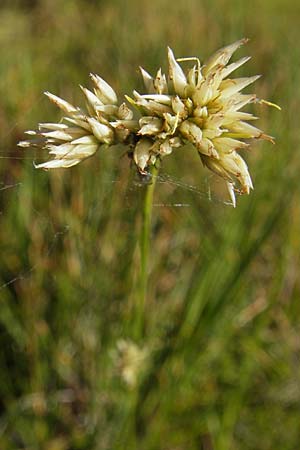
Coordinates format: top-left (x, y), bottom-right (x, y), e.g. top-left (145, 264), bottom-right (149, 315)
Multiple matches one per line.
top-left (129, 39), bottom-right (279, 205)
top-left (18, 77), bottom-right (128, 169)
top-left (19, 39), bottom-right (279, 205)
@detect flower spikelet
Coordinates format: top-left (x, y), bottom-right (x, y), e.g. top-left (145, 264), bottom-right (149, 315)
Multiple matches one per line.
top-left (130, 39), bottom-right (278, 206)
top-left (19, 39), bottom-right (278, 205)
top-left (18, 75), bottom-right (134, 169)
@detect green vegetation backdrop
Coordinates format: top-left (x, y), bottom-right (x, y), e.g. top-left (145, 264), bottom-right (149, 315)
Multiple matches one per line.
top-left (0, 1), bottom-right (299, 449)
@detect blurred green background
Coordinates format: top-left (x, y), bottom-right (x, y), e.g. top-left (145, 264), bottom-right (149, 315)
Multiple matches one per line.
top-left (0, 0), bottom-right (300, 449)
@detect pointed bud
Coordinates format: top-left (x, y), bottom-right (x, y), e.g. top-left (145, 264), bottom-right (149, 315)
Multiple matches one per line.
top-left (34, 158), bottom-right (81, 169)
top-left (133, 138), bottom-right (152, 173)
top-left (220, 152), bottom-right (253, 193)
top-left (87, 118), bottom-right (114, 144)
top-left (44, 92), bottom-right (78, 114)
top-left (154, 68), bottom-right (168, 94)
top-left (221, 56), bottom-right (251, 80)
top-left (90, 73), bottom-right (118, 105)
top-left (219, 75), bottom-right (261, 99)
top-left (18, 140), bottom-right (31, 148)
top-left (139, 67), bottom-right (155, 93)
top-left (38, 123), bottom-right (68, 131)
top-left (80, 86), bottom-right (103, 111)
top-left (203, 38), bottom-right (249, 75)
top-left (40, 130), bottom-right (74, 141)
top-left (167, 47), bottom-right (188, 97)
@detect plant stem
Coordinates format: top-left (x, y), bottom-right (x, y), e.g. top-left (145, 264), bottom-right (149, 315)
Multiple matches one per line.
top-left (135, 163), bottom-right (159, 339)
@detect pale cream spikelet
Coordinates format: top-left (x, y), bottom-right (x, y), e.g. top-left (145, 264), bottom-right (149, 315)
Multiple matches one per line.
top-left (18, 39), bottom-right (279, 206)
top-left (128, 39), bottom-right (279, 206)
top-left (18, 75), bottom-right (133, 169)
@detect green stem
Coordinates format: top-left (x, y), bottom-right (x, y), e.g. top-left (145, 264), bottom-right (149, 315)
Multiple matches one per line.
top-left (135, 163), bottom-right (159, 339)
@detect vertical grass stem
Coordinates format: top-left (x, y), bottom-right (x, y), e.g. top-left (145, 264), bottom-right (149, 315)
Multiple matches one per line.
top-left (135, 163), bottom-right (159, 339)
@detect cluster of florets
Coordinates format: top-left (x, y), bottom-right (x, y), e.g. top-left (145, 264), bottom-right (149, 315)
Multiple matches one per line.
top-left (19, 39), bottom-right (276, 206)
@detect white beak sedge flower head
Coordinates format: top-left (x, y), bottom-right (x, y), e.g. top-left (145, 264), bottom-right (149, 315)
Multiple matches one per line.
top-left (19, 39), bottom-right (279, 206)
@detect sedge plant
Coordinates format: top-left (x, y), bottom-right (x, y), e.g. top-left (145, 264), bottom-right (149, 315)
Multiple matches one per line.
top-left (18, 39), bottom-right (279, 352)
